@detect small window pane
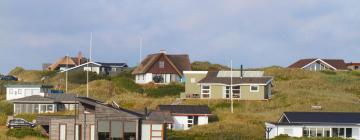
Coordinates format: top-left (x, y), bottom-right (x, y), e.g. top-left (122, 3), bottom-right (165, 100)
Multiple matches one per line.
top-left (346, 128), bottom-right (352, 138)
top-left (324, 128), bottom-right (330, 137)
top-left (316, 128), bottom-right (323, 137)
top-left (152, 124), bottom-right (162, 131)
top-left (152, 131), bottom-right (162, 137)
top-left (303, 128), bottom-right (309, 137)
top-left (310, 128), bottom-right (316, 137)
top-left (111, 121), bottom-right (123, 138)
top-left (124, 122), bottom-right (136, 133)
top-left (98, 121), bottom-right (109, 132)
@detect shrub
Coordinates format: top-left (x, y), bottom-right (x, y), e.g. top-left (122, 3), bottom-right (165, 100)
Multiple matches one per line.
top-left (0, 101), bottom-right (13, 115)
top-left (144, 84), bottom-right (184, 97)
top-left (68, 71), bottom-right (109, 84)
top-left (320, 70), bottom-right (336, 75)
top-left (9, 67), bottom-right (25, 75)
top-left (112, 77), bottom-right (143, 93)
top-left (6, 127), bottom-right (46, 138)
top-left (0, 113), bottom-right (8, 125)
top-left (350, 70), bottom-right (360, 77)
top-left (113, 68), bottom-right (135, 79)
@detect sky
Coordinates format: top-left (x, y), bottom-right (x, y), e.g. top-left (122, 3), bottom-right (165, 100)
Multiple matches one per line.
top-left (0, 0), bottom-right (360, 74)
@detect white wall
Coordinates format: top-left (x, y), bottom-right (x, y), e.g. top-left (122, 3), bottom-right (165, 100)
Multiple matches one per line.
top-left (172, 116), bottom-right (209, 130)
top-left (173, 116), bottom-right (188, 130)
top-left (266, 123), bottom-right (360, 140)
top-left (198, 116), bottom-right (208, 125)
top-left (6, 87), bottom-right (45, 100)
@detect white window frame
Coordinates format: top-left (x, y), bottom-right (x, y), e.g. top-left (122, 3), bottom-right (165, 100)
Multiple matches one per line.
top-left (250, 85), bottom-right (259, 92)
top-left (201, 85), bottom-right (211, 99)
top-left (187, 116), bottom-right (194, 128)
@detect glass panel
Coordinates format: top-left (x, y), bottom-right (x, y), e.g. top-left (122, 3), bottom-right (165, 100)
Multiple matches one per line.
top-left (346, 128), bottom-right (352, 138)
top-left (324, 128), bottom-right (330, 137)
top-left (310, 128), bottom-right (316, 137)
top-left (316, 128), bottom-right (323, 137)
top-left (152, 124), bottom-right (162, 131)
top-left (202, 94), bottom-right (210, 98)
top-left (332, 128), bottom-right (339, 137)
top-left (152, 131), bottom-right (162, 137)
top-left (141, 124), bottom-right (150, 140)
top-left (202, 86), bottom-right (210, 89)
top-left (98, 132), bottom-right (110, 140)
top-left (40, 105), bottom-right (46, 113)
top-left (60, 125), bottom-right (66, 140)
top-left (124, 133), bottom-right (136, 140)
top-left (90, 125), bottom-right (95, 140)
top-left (339, 128), bottom-right (345, 137)
top-left (34, 104), bottom-right (39, 113)
top-left (251, 85), bottom-right (258, 91)
top-left (75, 125), bottom-right (82, 140)
top-left (98, 121), bottom-right (110, 132)
top-left (111, 121), bottom-right (123, 138)
top-left (124, 122), bottom-right (136, 133)
top-left (47, 105), bottom-right (53, 112)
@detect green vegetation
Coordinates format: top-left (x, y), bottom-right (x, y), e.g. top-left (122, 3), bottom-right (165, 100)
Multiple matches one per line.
top-left (68, 71), bottom-right (110, 84)
top-left (6, 127), bottom-right (46, 139)
top-left (3, 66), bottom-right (360, 139)
top-left (191, 61), bottom-right (230, 71)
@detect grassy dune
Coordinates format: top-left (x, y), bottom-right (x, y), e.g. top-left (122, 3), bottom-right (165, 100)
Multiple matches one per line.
top-left (3, 67), bottom-right (360, 139)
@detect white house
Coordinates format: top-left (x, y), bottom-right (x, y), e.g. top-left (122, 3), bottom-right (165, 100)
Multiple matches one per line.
top-left (265, 112), bottom-right (360, 140)
top-left (5, 84), bottom-right (53, 101)
top-left (132, 50), bottom-right (191, 84)
top-left (158, 105), bottom-right (212, 130)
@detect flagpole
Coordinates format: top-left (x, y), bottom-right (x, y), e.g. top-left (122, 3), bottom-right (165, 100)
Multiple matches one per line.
top-left (139, 36), bottom-right (143, 64)
top-left (231, 60), bottom-right (233, 113)
top-left (87, 32), bottom-right (92, 98)
top-left (66, 53), bottom-right (69, 93)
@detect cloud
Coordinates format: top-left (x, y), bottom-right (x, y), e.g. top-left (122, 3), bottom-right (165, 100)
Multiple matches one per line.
top-left (0, 0), bottom-right (360, 73)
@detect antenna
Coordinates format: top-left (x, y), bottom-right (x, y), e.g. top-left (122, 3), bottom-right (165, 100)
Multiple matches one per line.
top-left (139, 36), bottom-right (143, 64)
top-left (87, 32), bottom-right (92, 98)
top-left (230, 60), bottom-right (233, 113)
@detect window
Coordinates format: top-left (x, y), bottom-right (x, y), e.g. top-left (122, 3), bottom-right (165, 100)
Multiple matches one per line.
top-left (112, 67), bottom-right (117, 72)
top-left (250, 85), bottom-right (259, 92)
top-left (124, 122), bottom-right (136, 140)
top-left (190, 78), bottom-right (196, 83)
top-left (59, 124), bottom-right (66, 140)
top-left (332, 128), bottom-right (339, 137)
top-left (98, 121), bottom-right (110, 140)
top-left (224, 86), bottom-right (240, 99)
top-left (18, 89), bottom-right (22, 95)
top-left (346, 128), bottom-right (352, 138)
top-left (90, 125), bottom-right (95, 140)
top-left (25, 89), bottom-right (31, 96)
top-left (187, 116), bottom-right (194, 128)
top-left (324, 128), bottom-right (330, 137)
top-left (9, 89), bottom-right (13, 94)
top-left (303, 128), bottom-right (309, 137)
top-left (142, 74), bottom-right (145, 80)
top-left (201, 85), bottom-right (210, 98)
top-left (111, 121), bottom-right (123, 140)
top-left (310, 128), bottom-right (316, 137)
top-left (159, 61), bottom-right (165, 68)
top-left (316, 128), bottom-right (323, 137)
top-left (75, 124), bottom-right (82, 140)
top-left (47, 105), bottom-right (53, 112)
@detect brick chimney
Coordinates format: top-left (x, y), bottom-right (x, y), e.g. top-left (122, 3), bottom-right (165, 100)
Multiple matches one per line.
top-left (77, 51), bottom-right (83, 65)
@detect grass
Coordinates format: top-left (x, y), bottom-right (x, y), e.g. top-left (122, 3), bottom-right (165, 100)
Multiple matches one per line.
top-left (0, 126), bottom-right (47, 140)
top-left (4, 67), bottom-right (360, 139)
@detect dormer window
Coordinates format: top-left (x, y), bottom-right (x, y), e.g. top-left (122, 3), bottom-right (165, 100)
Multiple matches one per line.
top-left (159, 61), bottom-right (165, 68)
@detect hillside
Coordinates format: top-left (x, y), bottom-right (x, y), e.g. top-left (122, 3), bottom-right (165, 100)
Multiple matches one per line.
top-left (2, 67), bottom-right (360, 139)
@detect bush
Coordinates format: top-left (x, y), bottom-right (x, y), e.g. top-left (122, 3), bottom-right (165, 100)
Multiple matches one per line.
top-left (0, 113), bottom-right (8, 125)
top-left (6, 127), bottom-right (46, 138)
top-left (112, 77), bottom-right (143, 93)
top-left (9, 67), bottom-right (25, 75)
top-left (68, 71), bottom-right (109, 84)
top-left (144, 84), bottom-right (184, 97)
top-left (113, 68), bottom-right (135, 79)
top-left (0, 101), bottom-right (13, 115)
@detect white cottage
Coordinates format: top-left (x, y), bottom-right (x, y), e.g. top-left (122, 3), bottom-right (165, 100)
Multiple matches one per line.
top-left (5, 84), bottom-right (53, 101)
top-left (265, 112), bottom-right (360, 139)
top-left (158, 105), bottom-right (212, 130)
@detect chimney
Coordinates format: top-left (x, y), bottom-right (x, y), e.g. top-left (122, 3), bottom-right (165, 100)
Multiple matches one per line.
top-left (240, 65), bottom-right (243, 78)
top-left (144, 107), bottom-right (148, 119)
top-left (159, 50), bottom-right (167, 54)
top-left (77, 51), bottom-right (83, 65)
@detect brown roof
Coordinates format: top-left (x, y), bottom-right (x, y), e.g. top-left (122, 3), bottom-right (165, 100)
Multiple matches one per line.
top-left (198, 71), bottom-right (272, 85)
top-left (288, 58), bottom-right (348, 70)
top-left (132, 52), bottom-right (191, 75)
top-left (347, 62), bottom-right (360, 66)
